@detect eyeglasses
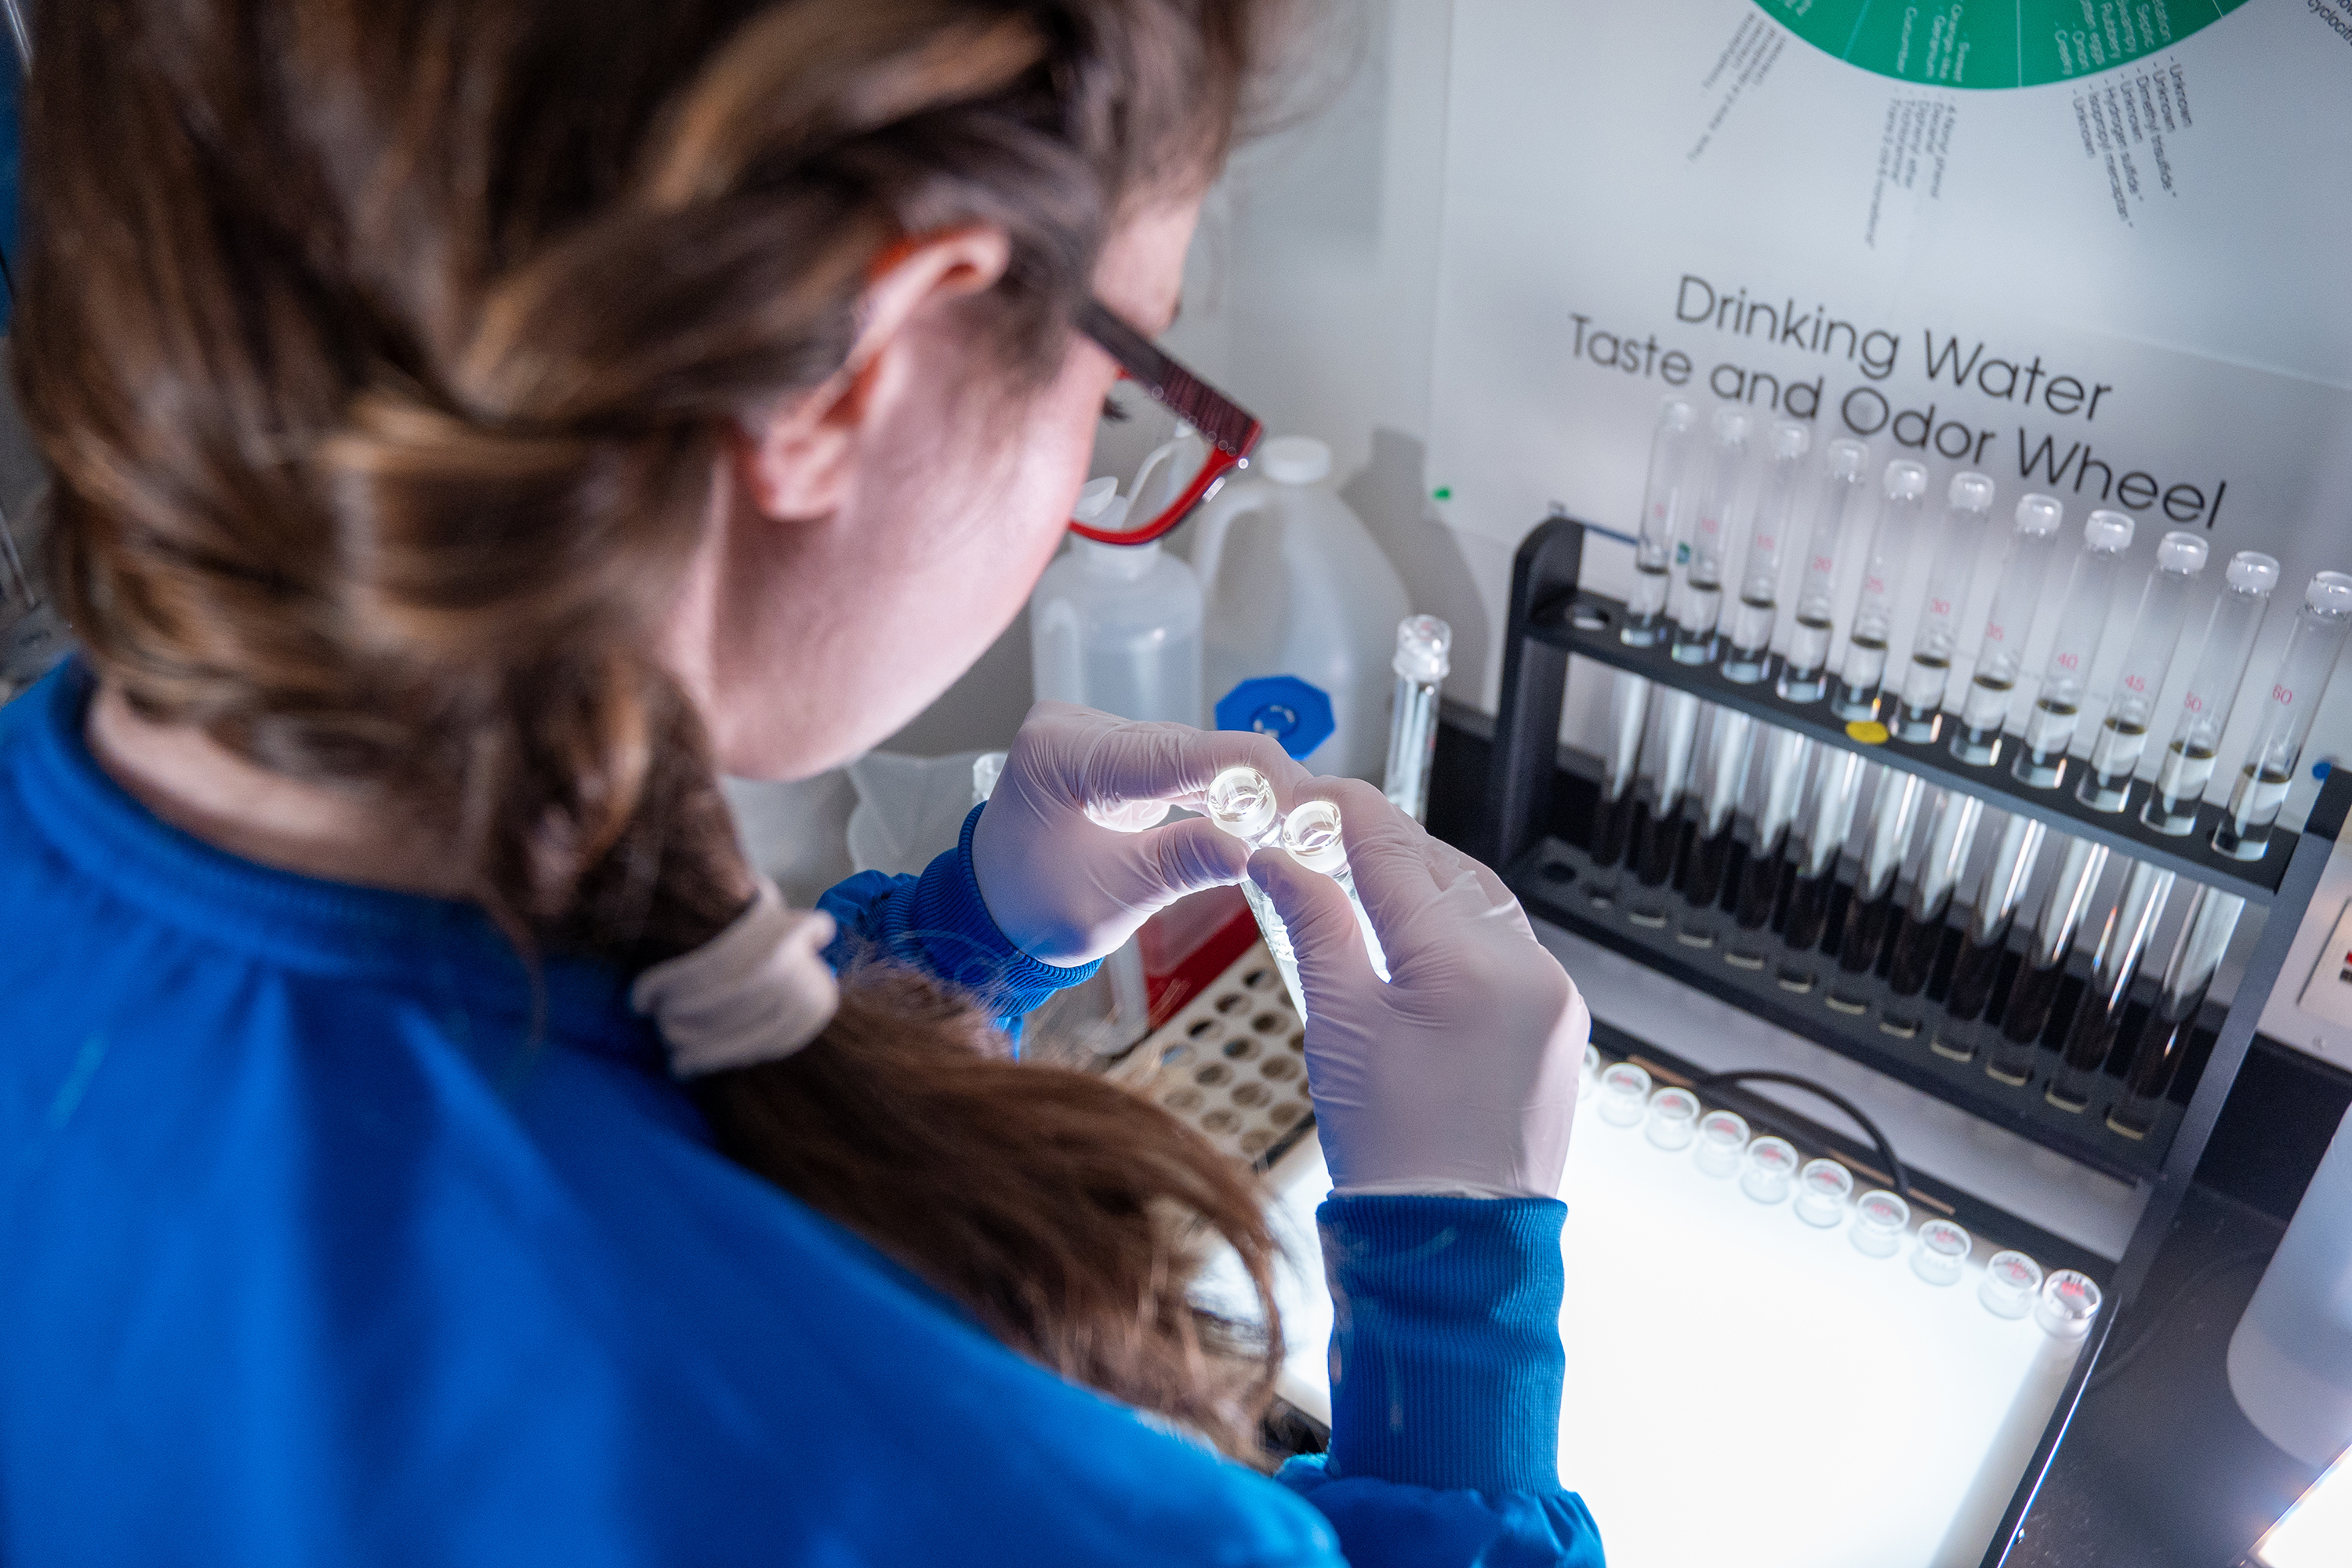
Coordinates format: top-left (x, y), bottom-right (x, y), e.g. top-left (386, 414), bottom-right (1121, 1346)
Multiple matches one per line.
top-left (1072, 298), bottom-right (1263, 546)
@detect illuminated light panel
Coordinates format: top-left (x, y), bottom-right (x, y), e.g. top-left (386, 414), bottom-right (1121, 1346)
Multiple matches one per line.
top-left (2252, 1446), bottom-right (2352, 1567)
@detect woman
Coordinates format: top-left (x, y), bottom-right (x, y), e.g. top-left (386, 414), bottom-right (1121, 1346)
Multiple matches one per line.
top-left (0, 2), bottom-right (1602, 1564)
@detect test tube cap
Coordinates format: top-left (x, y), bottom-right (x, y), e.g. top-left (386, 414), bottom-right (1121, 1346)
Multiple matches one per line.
top-left (1948, 471), bottom-right (1996, 512)
top-left (1279, 800), bottom-right (1348, 877)
top-left (2227, 550), bottom-right (2281, 596)
top-left (1882, 459), bottom-right (1929, 501)
top-left (1825, 438), bottom-right (1870, 479)
top-left (2154, 530), bottom-right (2209, 575)
top-left (1393, 615), bottom-right (1453, 684)
top-left (1769, 419), bottom-right (1810, 459)
top-left (1204, 765), bottom-right (1279, 841)
top-left (2015, 494), bottom-right (2064, 535)
top-left (2035, 1269), bottom-right (2104, 1338)
top-left (2307, 569), bottom-right (2352, 617)
top-left (1712, 405), bottom-right (1752, 441)
top-left (1657, 395), bottom-right (1699, 430)
top-left (2084, 510), bottom-right (2135, 553)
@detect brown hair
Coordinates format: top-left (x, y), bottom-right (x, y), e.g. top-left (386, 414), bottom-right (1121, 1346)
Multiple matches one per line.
top-left (20, 0), bottom-right (1296, 1459)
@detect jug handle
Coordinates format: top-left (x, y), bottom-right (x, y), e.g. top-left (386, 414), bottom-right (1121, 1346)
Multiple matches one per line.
top-left (1188, 481), bottom-right (1271, 616)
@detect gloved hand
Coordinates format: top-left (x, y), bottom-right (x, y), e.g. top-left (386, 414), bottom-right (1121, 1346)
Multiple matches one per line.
top-left (968, 701), bottom-right (1313, 967)
top-left (1250, 778), bottom-right (1589, 1200)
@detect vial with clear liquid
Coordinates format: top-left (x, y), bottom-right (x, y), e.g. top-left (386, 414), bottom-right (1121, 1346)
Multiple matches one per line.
top-left (1777, 747), bottom-right (1865, 993)
top-left (1671, 407), bottom-right (1754, 665)
top-left (2013, 510), bottom-right (2136, 788)
top-left (1879, 788), bottom-right (1985, 1038)
top-left (1726, 727), bottom-right (1813, 971)
top-left (1929, 811), bottom-right (2048, 1062)
top-left (1830, 459), bottom-right (1931, 720)
top-left (1280, 799), bottom-right (1390, 982)
top-left (1204, 766), bottom-right (1308, 1019)
top-left (1951, 495), bottom-right (2066, 766)
top-left (1722, 420), bottom-right (1812, 683)
top-left (1986, 836), bottom-right (2111, 1087)
top-left (1677, 709), bottom-right (1756, 949)
top-left (1625, 691), bottom-right (1704, 927)
top-left (2107, 884), bottom-right (2247, 1138)
top-left (1827, 769), bottom-right (1926, 1014)
top-left (1893, 472), bottom-right (1998, 742)
top-left (1382, 615), bottom-right (1451, 824)
top-left (2047, 859), bottom-right (2176, 1112)
top-left (1624, 397), bottom-right (1702, 647)
top-left (1778, 439), bottom-right (1874, 702)
top-left (1587, 673), bottom-right (1653, 909)
top-left (2077, 532), bottom-right (2210, 811)
top-left (2213, 570), bottom-right (2352, 861)
top-left (2143, 552), bottom-right (2280, 834)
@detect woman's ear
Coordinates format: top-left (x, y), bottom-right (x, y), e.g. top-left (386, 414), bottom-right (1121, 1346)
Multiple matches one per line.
top-left (733, 226), bottom-right (1014, 521)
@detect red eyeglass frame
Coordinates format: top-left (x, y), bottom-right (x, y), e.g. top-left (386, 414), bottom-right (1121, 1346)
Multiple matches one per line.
top-left (1071, 299), bottom-right (1264, 545)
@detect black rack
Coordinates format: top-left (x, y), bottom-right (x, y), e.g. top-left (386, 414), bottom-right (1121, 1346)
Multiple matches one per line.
top-left (1480, 515), bottom-right (2352, 1568)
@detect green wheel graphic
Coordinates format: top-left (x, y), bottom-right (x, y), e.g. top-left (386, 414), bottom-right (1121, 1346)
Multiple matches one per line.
top-left (1757, 0), bottom-right (2249, 89)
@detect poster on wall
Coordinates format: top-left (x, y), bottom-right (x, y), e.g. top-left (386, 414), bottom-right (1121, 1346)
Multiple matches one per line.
top-left (1427, 0), bottom-right (2352, 812)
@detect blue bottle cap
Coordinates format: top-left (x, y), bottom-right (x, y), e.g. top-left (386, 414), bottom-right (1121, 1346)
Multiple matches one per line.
top-left (1214, 675), bottom-right (1335, 760)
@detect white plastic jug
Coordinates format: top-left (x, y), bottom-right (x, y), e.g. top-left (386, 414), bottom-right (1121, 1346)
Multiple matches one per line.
top-left (1029, 478), bottom-right (1205, 725)
top-left (1188, 437), bottom-right (1411, 779)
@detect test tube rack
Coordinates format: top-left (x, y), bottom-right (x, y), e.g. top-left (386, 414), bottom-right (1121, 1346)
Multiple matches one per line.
top-left (1479, 514), bottom-right (2352, 1568)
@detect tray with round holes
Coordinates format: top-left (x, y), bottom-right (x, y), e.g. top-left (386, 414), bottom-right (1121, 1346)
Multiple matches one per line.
top-left (1111, 939), bottom-right (1314, 1168)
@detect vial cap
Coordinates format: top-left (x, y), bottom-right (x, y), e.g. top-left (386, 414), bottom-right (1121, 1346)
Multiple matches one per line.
top-left (1769, 420), bottom-right (1811, 459)
top-left (1882, 459), bottom-right (1929, 502)
top-left (1204, 765), bottom-right (1279, 841)
top-left (2227, 551), bottom-right (2281, 595)
top-left (1279, 799), bottom-right (1348, 875)
top-left (2307, 569), bottom-right (2352, 617)
top-left (1258, 436), bottom-right (1331, 485)
top-left (2014, 494), bottom-right (2064, 536)
top-left (2154, 530), bottom-right (2209, 575)
top-left (1393, 615), bottom-right (1454, 683)
top-left (2084, 510), bottom-right (2135, 553)
top-left (1711, 406), bottom-right (1751, 443)
top-left (1657, 396), bottom-right (1698, 432)
top-left (1948, 472), bottom-right (1996, 513)
top-left (1824, 438), bottom-right (1870, 480)
top-left (2035, 1269), bottom-right (2103, 1338)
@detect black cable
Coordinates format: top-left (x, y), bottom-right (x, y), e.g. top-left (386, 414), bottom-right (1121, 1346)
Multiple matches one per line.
top-left (2085, 1247), bottom-right (2274, 1395)
top-left (1693, 1068), bottom-right (1911, 1200)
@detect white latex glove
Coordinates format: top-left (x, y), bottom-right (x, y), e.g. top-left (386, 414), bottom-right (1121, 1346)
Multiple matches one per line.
top-left (968, 701), bottom-right (1313, 967)
top-left (1250, 778), bottom-right (1589, 1200)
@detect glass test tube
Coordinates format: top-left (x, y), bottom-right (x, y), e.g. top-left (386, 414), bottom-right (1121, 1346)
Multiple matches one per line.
top-left (1677, 709), bottom-right (1757, 948)
top-left (1830, 459), bottom-right (1931, 720)
top-left (1279, 800), bottom-right (1390, 982)
top-left (1951, 495), bottom-right (2066, 766)
top-left (2213, 571), bottom-right (2352, 861)
top-left (1382, 615), bottom-right (1452, 824)
top-left (2143, 552), bottom-right (2280, 834)
top-left (1778, 439), bottom-right (1873, 702)
top-left (1588, 674), bottom-right (1653, 906)
top-left (2077, 532), bottom-right (2209, 811)
top-left (1929, 812), bottom-right (2049, 1061)
top-left (1204, 766), bottom-right (1308, 1019)
top-left (1777, 748), bottom-right (1865, 993)
top-left (1893, 472), bottom-right (1998, 742)
top-left (2107, 884), bottom-right (2247, 1138)
top-left (1625, 691), bottom-right (1704, 927)
top-left (1722, 420), bottom-right (1811, 683)
top-left (1624, 397), bottom-right (1702, 647)
top-left (1986, 837), bottom-right (2112, 1086)
top-left (1726, 728), bottom-right (1813, 970)
top-left (1671, 407), bottom-right (1753, 665)
top-left (2013, 510), bottom-right (2137, 788)
top-left (2046, 859), bottom-right (2176, 1112)
top-left (1880, 789), bottom-right (1986, 1037)
top-left (1826, 769), bottom-right (1928, 1014)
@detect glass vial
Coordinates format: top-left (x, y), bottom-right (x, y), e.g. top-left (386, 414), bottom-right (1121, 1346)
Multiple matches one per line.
top-left (1795, 1157), bottom-right (1855, 1227)
top-left (1852, 1190), bottom-right (1910, 1258)
top-left (1951, 495), bottom-right (2066, 767)
top-left (2046, 859), bottom-right (2176, 1112)
top-left (1623, 397), bottom-right (1701, 646)
top-left (1205, 766), bottom-right (1307, 1018)
top-left (1742, 1136), bottom-right (1800, 1203)
top-left (2013, 510), bottom-right (2136, 788)
top-left (1280, 800), bottom-right (1390, 982)
top-left (1913, 1219), bottom-right (1973, 1287)
top-left (2213, 571), bottom-right (2352, 861)
top-left (1722, 420), bottom-right (1812, 682)
top-left (1624, 691), bottom-right (1704, 927)
top-left (1671, 407), bottom-right (1753, 664)
top-left (1598, 1062), bottom-right (1653, 1127)
top-left (2107, 886), bottom-right (2247, 1138)
top-left (1880, 787), bottom-right (1985, 1038)
top-left (1894, 472), bottom-right (1998, 742)
top-left (2077, 532), bottom-right (2209, 811)
top-left (1696, 1109), bottom-right (1751, 1176)
top-left (1826, 769), bottom-right (1927, 1014)
top-left (1778, 438), bottom-right (1873, 702)
top-left (1831, 459), bottom-right (1931, 720)
top-left (2143, 552), bottom-right (2280, 834)
top-left (1930, 811), bottom-right (2049, 1062)
top-left (1587, 673), bottom-right (1653, 907)
top-left (1677, 709), bottom-right (1757, 949)
top-left (1646, 1087), bottom-right (1701, 1150)
top-left (1726, 727), bottom-right (1812, 971)
top-left (1382, 615), bottom-right (1451, 824)
top-left (1986, 837), bottom-right (2111, 1087)
top-left (1777, 747), bottom-right (1865, 993)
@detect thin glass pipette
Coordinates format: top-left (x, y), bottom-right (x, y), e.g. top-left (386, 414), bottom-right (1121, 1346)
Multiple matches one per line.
top-left (1671, 407), bottom-right (1753, 665)
top-left (1722, 420), bottom-right (1811, 683)
top-left (2212, 571), bottom-right (2352, 861)
top-left (1382, 615), bottom-right (1451, 824)
top-left (1777, 440), bottom-right (1872, 703)
top-left (1624, 397), bottom-right (1702, 647)
top-left (2143, 552), bottom-right (2280, 833)
top-left (1928, 812), bottom-right (2049, 1062)
top-left (1951, 495), bottom-right (2067, 766)
top-left (2077, 532), bottom-right (2210, 811)
top-left (2046, 860), bottom-right (2176, 1112)
top-left (1204, 765), bottom-right (1308, 1019)
top-left (1985, 837), bottom-right (2111, 1087)
top-left (2013, 510), bottom-right (2136, 788)
top-left (1830, 459), bottom-right (1931, 720)
top-left (1892, 472), bottom-right (1998, 742)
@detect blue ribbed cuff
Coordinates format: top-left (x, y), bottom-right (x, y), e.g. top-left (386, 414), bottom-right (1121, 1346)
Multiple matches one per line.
top-left (1317, 1194), bottom-right (1568, 1496)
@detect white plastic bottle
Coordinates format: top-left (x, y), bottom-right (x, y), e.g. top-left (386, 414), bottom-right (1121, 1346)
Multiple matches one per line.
top-left (1029, 477), bottom-right (1205, 724)
top-left (1186, 436), bottom-right (1412, 779)
top-left (2228, 1100), bottom-right (2352, 1465)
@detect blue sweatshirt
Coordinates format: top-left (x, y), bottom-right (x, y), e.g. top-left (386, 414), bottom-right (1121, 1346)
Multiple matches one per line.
top-left (0, 663), bottom-right (1602, 1567)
